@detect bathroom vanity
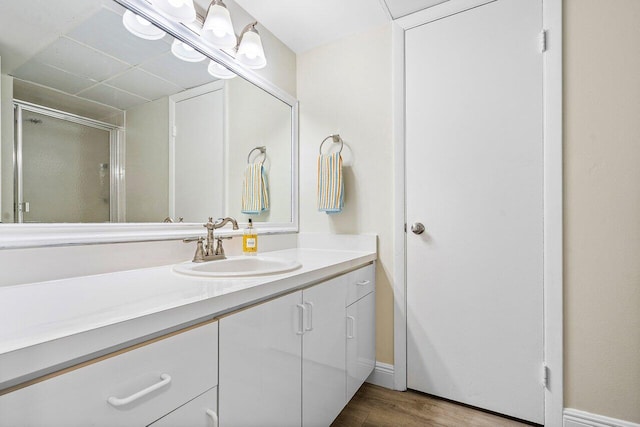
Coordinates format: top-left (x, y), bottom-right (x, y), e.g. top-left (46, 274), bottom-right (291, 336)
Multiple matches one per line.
top-left (0, 237), bottom-right (376, 427)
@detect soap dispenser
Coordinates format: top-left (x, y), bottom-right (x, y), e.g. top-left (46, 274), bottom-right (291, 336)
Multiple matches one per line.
top-left (243, 218), bottom-right (258, 255)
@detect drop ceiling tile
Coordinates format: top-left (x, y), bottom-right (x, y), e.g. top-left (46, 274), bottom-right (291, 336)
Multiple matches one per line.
top-left (383, 0), bottom-right (449, 19)
top-left (13, 79), bottom-right (124, 124)
top-left (107, 68), bottom-right (183, 100)
top-left (12, 60), bottom-right (97, 95)
top-left (140, 52), bottom-right (215, 90)
top-left (78, 84), bottom-right (149, 110)
top-left (33, 37), bottom-right (129, 82)
top-left (67, 8), bottom-right (170, 66)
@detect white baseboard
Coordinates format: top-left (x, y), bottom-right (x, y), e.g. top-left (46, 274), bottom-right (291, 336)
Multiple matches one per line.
top-left (366, 362), bottom-right (395, 389)
top-left (564, 409), bottom-right (640, 427)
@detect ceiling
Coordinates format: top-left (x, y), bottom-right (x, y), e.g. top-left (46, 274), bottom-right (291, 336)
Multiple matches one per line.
top-left (233, 0), bottom-right (451, 53)
top-left (0, 0), bottom-right (215, 113)
top-left (0, 0), bottom-right (451, 114)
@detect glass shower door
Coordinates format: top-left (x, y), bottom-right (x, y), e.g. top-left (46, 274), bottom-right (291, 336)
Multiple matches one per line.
top-left (17, 109), bottom-right (111, 223)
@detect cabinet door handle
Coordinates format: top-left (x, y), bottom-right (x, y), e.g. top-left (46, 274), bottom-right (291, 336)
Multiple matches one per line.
top-left (356, 280), bottom-right (370, 286)
top-left (107, 373), bottom-right (171, 407)
top-left (296, 304), bottom-right (306, 335)
top-left (304, 301), bottom-right (314, 331)
top-left (347, 315), bottom-right (356, 339)
top-left (206, 409), bottom-right (219, 427)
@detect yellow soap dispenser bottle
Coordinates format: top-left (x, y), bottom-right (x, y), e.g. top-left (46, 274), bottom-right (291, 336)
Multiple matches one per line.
top-left (242, 218), bottom-right (258, 255)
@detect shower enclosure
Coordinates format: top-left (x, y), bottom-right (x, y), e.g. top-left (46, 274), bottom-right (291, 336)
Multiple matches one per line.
top-left (13, 101), bottom-right (123, 223)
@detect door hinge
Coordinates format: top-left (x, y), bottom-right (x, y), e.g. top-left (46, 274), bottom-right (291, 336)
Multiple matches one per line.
top-left (542, 363), bottom-right (549, 388)
top-left (404, 223), bottom-right (407, 233)
top-left (172, 125), bottom-right (178, 137)
top-left (17, 202), bottom-right (30, 213)
top-left (539, 30), bottom-right (548, 53)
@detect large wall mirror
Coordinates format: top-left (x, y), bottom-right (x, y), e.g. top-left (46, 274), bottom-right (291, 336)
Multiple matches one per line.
top-left (0, 0), bottom-right (298, 247)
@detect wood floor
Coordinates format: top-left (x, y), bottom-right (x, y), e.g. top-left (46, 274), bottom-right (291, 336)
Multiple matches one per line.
top-left (331, 384), bottom-right (534, 427)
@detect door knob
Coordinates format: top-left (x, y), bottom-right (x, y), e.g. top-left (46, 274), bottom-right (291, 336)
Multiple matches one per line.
top-left (411, 222), bottom-right (425, 235)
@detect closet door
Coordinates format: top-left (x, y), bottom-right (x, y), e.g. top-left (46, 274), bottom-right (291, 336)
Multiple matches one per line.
top-left (405, 0), bottom-right (544, 423)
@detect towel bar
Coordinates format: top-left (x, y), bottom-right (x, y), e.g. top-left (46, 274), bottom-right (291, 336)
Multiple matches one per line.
top-left (319, 134), bottom-right (343, 155)
top-left (247, 146), bottom-right (267, 164)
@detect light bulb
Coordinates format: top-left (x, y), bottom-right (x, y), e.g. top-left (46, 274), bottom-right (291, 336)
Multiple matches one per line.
top-left (152, 0), bottom-right (196, 23)
top-left (171, 39), bottom-right (206, 62)
top-left (207, 60), bottom-right (236, 79)
top-left (123, 10), bottom-right (166, 41)
top-left (237, 27), bottom-right (266, 69)
top-left (202, 1), bottom-right (236, 49)
top-left (168, 0), bottom-right (185, 8)
top-left (135, 15), bottom-right (151, 26)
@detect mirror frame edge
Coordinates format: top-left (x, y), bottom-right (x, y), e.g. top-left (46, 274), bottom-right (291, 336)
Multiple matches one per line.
top-left (0, 0), bottom-right (299, 249)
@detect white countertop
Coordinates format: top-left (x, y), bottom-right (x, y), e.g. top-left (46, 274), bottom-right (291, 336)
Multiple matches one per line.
top-left (0, 245), bottom-right (376, 388)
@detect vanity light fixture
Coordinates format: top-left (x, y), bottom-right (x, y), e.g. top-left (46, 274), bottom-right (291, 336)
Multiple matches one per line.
top-left (171, 39), bottom-right (206, 62)
top-left (202, 0), bottom-right (236, 49)
top-left (207, 60), bottom-right (237, 79)
top-left (150, 0), bottom-right (197, 24)
top-left (236, 22), bottom-right (267, 69)
top-left (122, 10), bottom-right (166, 40)
top-left (122, 1), bottom-right (267, 71)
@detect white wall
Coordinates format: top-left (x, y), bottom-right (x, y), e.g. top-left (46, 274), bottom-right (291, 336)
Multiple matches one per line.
top-left (564, 0), bottom-right (640, 423)
top-left (297, 24), bottom-right (394, 364)
top-left (226, 77), bottom-right (292, 224)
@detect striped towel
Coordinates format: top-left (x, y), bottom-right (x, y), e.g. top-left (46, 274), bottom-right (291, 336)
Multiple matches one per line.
top-left (317, 152), bottom-right (344, 214)
top-left (241, 162), bottom-right (269, 214)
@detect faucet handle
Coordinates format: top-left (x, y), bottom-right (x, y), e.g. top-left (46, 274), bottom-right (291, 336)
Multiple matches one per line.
top-left (214, 237), bottom-right (232, 257)
top-left (183, 237), bottom-right (206, 263)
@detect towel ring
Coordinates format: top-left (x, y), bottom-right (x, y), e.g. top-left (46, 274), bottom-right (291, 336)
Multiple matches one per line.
top-left (319, 134), bottom-right (343, 155)
top-left (247, 146), bottom-right (267, 164)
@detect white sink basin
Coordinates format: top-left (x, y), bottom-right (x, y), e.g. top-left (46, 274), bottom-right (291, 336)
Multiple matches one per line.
top-left (173, 256), bottom-right (302, 278)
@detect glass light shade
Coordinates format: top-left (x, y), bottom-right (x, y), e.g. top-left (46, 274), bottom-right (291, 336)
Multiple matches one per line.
top-left (151, 0), bottom-right (196, 24)
top-left (207, 60), bottom-right (236, 79)
top-left (171, 39), bottom-right (206, 62)
top-left (202, 2), bottom-right (236, 49)
top-left (122, 10), bottom-right (166, 40)
top-left (237, 28), bottom-right (266, 69)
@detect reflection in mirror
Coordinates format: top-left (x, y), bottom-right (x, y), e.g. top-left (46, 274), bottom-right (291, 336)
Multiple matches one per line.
top-left (0, 0), bottom-right (293, 227)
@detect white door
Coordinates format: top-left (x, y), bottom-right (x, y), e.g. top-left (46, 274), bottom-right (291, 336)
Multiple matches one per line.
top-left (218, 291), bottom-right (302, 427)
top-left (302, 276), bottom-right (347, 427)
top-left (172, 84), bottom-right (224, 222)
top-left (405, 0), bottom-right (544, 424)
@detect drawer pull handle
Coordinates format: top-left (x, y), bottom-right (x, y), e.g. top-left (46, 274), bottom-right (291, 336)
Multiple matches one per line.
top-left (107, 373), bottom-right (172, 407)
top-left (356, 280), bottom-right (370, 286)
top-left (206, 409), bottom-right (219, 427)
top-left (347, 315), bottom-right (356, 339)
top-left (296, 304), bottom-right (306, 335)
top-left (304, 301), bottom-right (314, 331)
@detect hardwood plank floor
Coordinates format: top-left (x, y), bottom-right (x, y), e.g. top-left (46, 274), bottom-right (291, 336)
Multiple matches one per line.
top-left (332, 384), bottom-right (534, 427)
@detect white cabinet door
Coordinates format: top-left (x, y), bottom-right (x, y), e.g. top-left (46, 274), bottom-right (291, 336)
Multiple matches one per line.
top-left (302, 276), bottom-right (348, 427)
top-left (346, 291), bottom-right (376, 402)
top-left (149, 386), bottom-right (218, 427)
top-left (218, 291), bottom-right (302, 427)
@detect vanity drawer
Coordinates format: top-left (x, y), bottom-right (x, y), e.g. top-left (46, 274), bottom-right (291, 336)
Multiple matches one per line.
top-left (148, 386), bottom-right (217, 427)
top-left (346, 263), bottom-right (375, 306)
top-left (0, 320), bottom-right (218, 427)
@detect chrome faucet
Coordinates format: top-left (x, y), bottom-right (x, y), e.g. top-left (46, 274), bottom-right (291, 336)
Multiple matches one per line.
top-left (184, 217), bottom-right (239, 263)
